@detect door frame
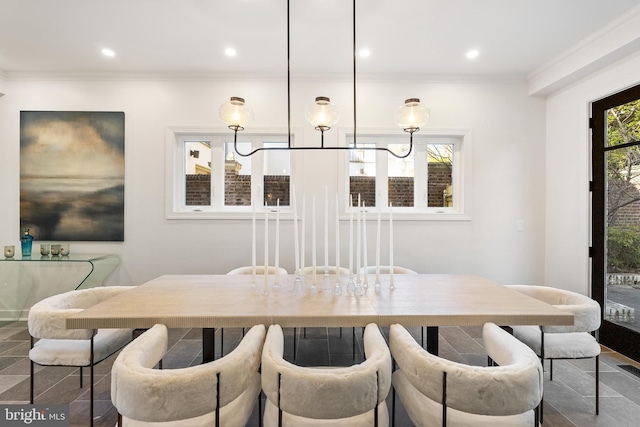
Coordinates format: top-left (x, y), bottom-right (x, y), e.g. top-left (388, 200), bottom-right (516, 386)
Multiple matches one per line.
top-left (591, 83), bottom-right (640, 361)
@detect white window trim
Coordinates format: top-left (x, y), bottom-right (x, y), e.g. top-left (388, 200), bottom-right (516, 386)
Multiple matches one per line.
top-left (165, 126), bottom-right (301, 220)
top-left (337, 127), bottom-right (472, 221)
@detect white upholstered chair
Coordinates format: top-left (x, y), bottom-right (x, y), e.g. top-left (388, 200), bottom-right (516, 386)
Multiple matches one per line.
top-left (227, 266), bottom-right (289, 276)
top-left (28, 286), bottom-right (134, 427)
top-left (390, 323), bottom-right (543, 427)
top-left (506, 284), bottom-right (601, 417)
top-left (300, 265), bottom-right (350, 275)
top-left (111, 323), bottom-right (266, 426)
top-left (359, 265), bottom-right (418, 274)
top-left (261, 323), bottom-right (392, 426)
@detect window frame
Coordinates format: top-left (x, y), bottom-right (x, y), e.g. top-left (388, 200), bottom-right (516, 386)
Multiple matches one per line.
top-left (338, 127), bottom-right (472, 220)
top-left (165, 126), bottom-right (299, 219)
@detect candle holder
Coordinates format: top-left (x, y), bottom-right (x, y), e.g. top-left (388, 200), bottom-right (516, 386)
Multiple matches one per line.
top-left (4, 245), bottom-right (15, 258)
top-left (293, 271), bottom-right (305, 296)
top-left (354, 283), bottom-right (364, 296)
top-left (347, 274), bottom-right (356, 294)
top-left (40, 244), bottom-right (50, 256)
top-left (333, 281), bottom-right (343, 296)
top-left (322, 271), bottom-right (331, 291)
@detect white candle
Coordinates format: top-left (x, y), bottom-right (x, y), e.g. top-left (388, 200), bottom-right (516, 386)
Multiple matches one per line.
top-left (324, 186), bottom-right (329, 271)
top-left (362, 201), bottom-right (368, 285)
top-left (275, 199), bottom-right (280, 284)
top-left (335, 193), bottom-right (340, 282)
top-left (312, 196), bottom-right (317, 283)
top-left (292, 185), bottom-right (300, 274)
top-left (376, 206), bottom-right (381, 283)
top-left (252, 195), bottom-right (256, 284)
top-left (349, 194), bottom-right (353, 275)
top-left (389, 202), bottom-right (394, 287)
top-left (356, 194), bottom-right (361, 283)
top-left (301, 195), bottom-right (306, 272)
top-left (264, 204), bottom-right (269, 293)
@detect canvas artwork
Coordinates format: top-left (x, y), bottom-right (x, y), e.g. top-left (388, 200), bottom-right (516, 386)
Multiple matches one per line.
top-left (20, 111), bottom-right (125, 241)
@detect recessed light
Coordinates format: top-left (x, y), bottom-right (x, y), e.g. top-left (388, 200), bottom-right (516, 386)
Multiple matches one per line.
top-left (466, 49), bottom-right (479, 60)
top-left (225, 48), bottom-right (237, 57)
top-left (101, 48), bottom-right (115, 58)
top-left (359, 48), bottom-right (371, 58)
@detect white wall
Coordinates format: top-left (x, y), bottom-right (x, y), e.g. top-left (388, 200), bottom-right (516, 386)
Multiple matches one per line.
top-left (0, 76), bottom-right (546, 287)
top-left (544, 50), bottom-right (640, 295)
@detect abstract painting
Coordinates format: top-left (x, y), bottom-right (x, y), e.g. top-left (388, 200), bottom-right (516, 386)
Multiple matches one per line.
top-left (20, 111), bottom-right (125, 241)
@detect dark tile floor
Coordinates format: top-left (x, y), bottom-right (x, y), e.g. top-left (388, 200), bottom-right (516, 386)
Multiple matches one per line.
top-left (2, 321), bottom-right (640, 426)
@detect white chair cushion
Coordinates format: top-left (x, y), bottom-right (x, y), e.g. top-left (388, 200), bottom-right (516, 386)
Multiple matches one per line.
top-left (263, 398), bottom-right (389, 427)
top-left (30, 328), bottom-right (132, 366)
top-left (393, 370), bottom-right (535, 427)
top-left (111, 324), bottom-right (265, 424)
top-left (360, 265), bottom-right (417, 274)
top-left (227, 266), bottom-right (288, 275)
top-left (511, 325), bottom-right (601, 359)
top-left (261, 324), bottom-right (391, 423)
top-left (300, 266), bottom-right (350, 275)
top-left (390, 323), bottom-right (542, 418)
top-left (505, 285), bottom-right (601, 333)
top-left (120, 373), bottom-right (261, 427)
top-left (28, 286), bottom-right (135, 340)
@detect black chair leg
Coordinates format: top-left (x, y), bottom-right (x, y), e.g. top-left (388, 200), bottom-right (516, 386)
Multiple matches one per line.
top-left (596, 355), bottom-right (600, 415)
top-left (30, 359), bottom-right (34, 404)
top-left (90, 336), bottom-right (94, 427)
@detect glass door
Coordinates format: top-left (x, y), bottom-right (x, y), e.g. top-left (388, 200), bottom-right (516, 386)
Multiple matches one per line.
top-left (592, 83), bottom-right (640, 361)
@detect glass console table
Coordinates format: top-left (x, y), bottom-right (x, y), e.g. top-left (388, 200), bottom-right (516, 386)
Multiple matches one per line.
top-left (0, 254), bottom-right (119, 321)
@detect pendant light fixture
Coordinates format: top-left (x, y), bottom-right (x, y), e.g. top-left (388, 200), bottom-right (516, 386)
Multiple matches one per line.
top-left (219, 0), bottom-right (429, 158)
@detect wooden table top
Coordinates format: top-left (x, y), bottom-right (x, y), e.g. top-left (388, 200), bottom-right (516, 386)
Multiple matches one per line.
top-left (66, 274), bottom-right (574, 330)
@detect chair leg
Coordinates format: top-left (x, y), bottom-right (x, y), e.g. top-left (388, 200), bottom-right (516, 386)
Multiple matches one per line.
top-left (30, 359), bottom-right (34, 404)
top-left (90, 336), bottom-right (95, 427)
top-left (549, 358), bottom-right (553, 381)
top-left (80, 366), bottom-right (83, 388)
top-left (258, 391), bottom-right (263, 427)
top-left (596, 354), bottom-right (600, 415)
top-left (352, 327), bottom-right (356, 360)
top-left (221, 328), bottom-right (224, 358)
top-left (391, 386), bottom-right (396, 427)
top-left (117, 413), bottom-right (122, 427)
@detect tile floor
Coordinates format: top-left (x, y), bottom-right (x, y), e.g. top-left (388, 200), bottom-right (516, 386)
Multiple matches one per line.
top-left (2, 322), bottom-right (640, 426)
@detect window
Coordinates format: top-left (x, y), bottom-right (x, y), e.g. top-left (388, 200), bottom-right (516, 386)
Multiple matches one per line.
top-left (166, 127), bottom-right (293, 219)
top-left (340, 129), bottom-right (471, 219)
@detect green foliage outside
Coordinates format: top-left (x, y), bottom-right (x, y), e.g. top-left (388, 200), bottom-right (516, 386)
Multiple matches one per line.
top-left (606, 100), bottom-right (640, 274)
top-left (608, 225), bottom-right (640, 273)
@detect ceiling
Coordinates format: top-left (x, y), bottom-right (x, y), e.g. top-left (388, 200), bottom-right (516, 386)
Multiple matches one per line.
top-left (1, 0), bottom-right (639, 80)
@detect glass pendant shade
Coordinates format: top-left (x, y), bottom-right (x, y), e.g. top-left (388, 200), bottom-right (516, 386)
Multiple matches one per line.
top-left (306, 96), bottom-right (340, 130)
top-left (219, 97), bottom-right (252, 129)
top-left (395, 98), bottom-right (430, 132)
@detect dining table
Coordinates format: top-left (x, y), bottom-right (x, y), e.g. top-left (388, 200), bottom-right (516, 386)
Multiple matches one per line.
top-left (66, 273), bottom-right (574, 362)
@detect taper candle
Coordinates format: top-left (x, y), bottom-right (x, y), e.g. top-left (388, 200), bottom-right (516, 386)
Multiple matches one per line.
top-left (356, 194), bottom-right (361, 283)
top-left (376, 206), bottom-right (381, 283)
top-left (324, 186), bottom-right (329, 272)
top-left (363, 201), bottom-right (368, 285)
top-left (252, 195), bottom-right (256, 284)
top-left (275, 199), bottom-right (280, 284)
top-left (349, 194), bottom-right (353, 275)
top-left (264, 205), bottom-right (269, 293)
top-left (389, 202), bottom-right (394, 288)
top-left (312, 196), bottom-right (317, 283)
top-left (292, 186), bottom-right (300, 274)
top-left (301, 195), bottom-right (306, 272)
top-left (335, 193), bottom-right (341, 282)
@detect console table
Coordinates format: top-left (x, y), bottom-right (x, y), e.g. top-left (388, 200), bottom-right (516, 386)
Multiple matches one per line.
top-left (0, 253), bottom-right (119, 321)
